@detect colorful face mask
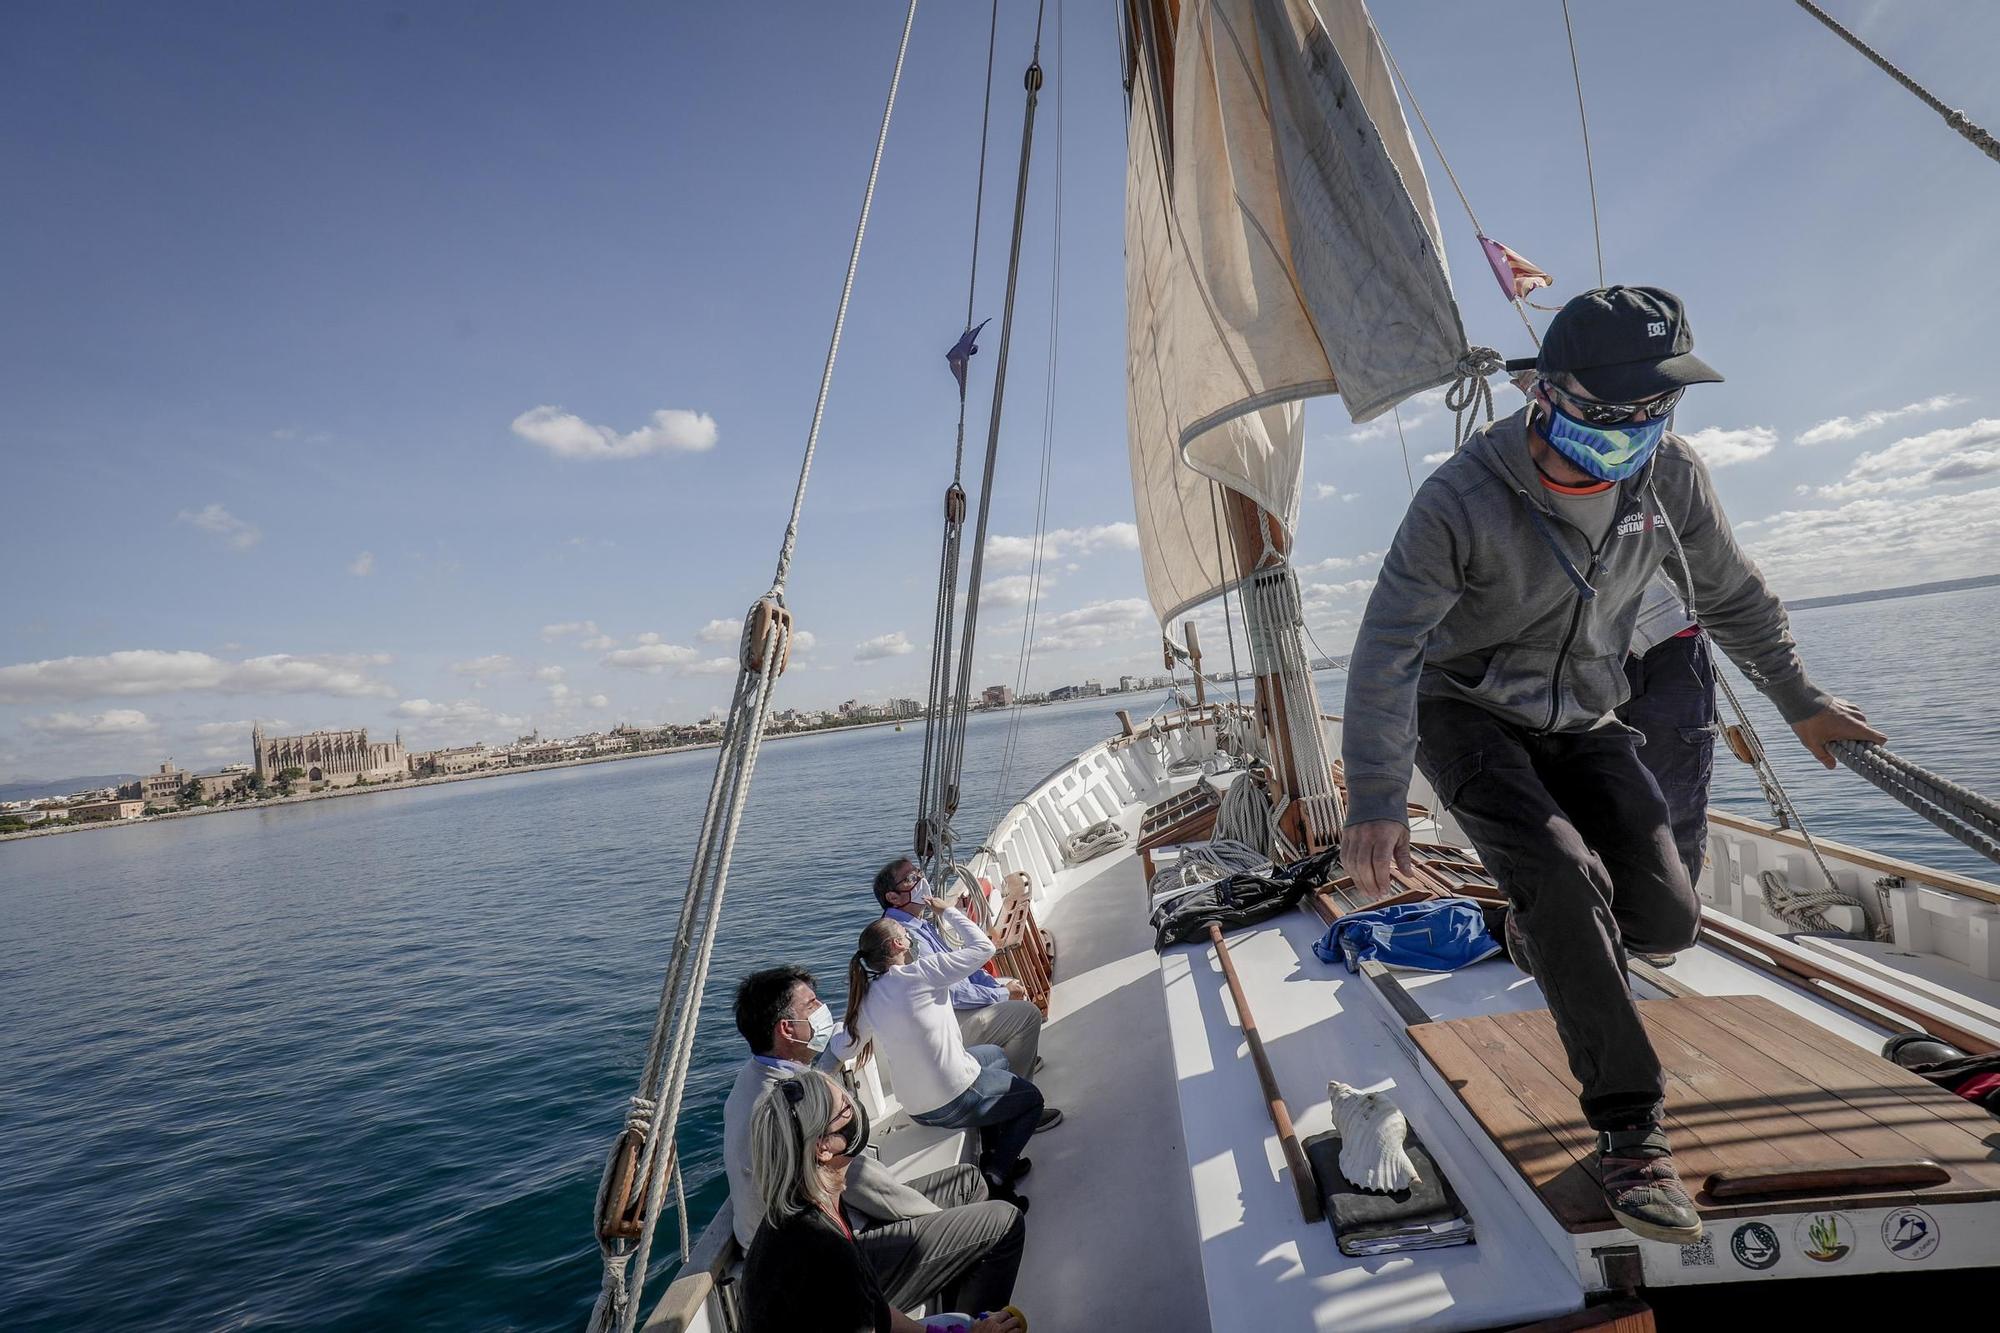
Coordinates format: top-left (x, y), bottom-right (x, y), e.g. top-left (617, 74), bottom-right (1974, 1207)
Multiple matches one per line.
top-left (1542, 398), bottom-right (1668, 482)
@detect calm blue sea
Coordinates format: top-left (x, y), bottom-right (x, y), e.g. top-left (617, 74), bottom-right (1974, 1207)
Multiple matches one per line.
top-left (3, 586), bottom-right (1996, 1331)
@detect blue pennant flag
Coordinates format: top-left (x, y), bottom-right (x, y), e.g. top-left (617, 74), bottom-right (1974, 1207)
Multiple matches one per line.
top-left (946, 318), bottom-right (990, 396)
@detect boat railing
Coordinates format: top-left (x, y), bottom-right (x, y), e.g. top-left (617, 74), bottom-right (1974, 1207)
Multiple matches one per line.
top-left (965, 705), bottom-right (1219, 912)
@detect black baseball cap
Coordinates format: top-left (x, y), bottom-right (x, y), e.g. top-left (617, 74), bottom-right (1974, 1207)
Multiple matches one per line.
top-left (1508, 285), bottom-right (1724, 401)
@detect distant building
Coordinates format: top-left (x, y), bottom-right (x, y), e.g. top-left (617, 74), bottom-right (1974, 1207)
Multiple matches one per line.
top-left (70, 798), bottom-right (146, 823)
top-left (138, 761), bottom-right (191, 810)
top-left (194, 771), bottom-right (245, 801)
top-left (981, 684), bottom-right (1013, 708)
top-left (1081, 679), bottom-right (1105, 697)
top-left (415, 745), bottom-right (498, 776)
top-left (1118, 675), bottom-right (1141, 692)
top-left (253, 724), bottom-right (408, 788)
top-left (886, 697), bottom-right (922, 719)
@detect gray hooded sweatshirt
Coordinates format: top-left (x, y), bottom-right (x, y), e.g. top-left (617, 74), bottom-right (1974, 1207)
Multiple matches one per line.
top-left (1341, 405), bottom-right (1829, 826)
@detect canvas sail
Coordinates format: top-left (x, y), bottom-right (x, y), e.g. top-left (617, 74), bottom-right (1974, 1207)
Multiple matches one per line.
top-left (1125, 0), bottom-right (1470, 624)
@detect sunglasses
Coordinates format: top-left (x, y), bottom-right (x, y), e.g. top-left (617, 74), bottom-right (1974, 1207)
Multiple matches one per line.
top-left (1544, 380), bottom-right (1684, 427)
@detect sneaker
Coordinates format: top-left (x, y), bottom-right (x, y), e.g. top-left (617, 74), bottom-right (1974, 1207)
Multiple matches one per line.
top-left (1597, 1126), bottom-right (1702, 1244)
top-left (1030, 1056), bottom-right (1045, 1075)
top-left (1636, 952), bottom-right (1678, 969)
top-left (1006, 1157), bottom-right (1032, 1183)
top-left (1034, 1106), bottom-right (1063, 1133)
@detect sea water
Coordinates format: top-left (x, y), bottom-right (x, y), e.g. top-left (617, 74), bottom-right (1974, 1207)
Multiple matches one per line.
top-left (2, 586), bottom-right (1996, 1330)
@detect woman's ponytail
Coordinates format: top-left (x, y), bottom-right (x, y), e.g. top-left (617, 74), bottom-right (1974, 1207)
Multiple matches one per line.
top-left (843, 917), bottom-right (902, 1039)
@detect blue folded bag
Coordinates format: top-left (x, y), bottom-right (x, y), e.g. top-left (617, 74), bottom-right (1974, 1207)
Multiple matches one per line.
top-left (1311, 897), bottom-right (1501, 973)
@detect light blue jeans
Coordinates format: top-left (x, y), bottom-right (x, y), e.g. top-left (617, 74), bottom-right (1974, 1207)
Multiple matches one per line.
top-left (908, 1044), bottom-right (1042, 1185)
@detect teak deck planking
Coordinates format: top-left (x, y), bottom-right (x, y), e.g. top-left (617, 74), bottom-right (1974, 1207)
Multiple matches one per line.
top-left (1411, 995), bottom-right (2000, 1232)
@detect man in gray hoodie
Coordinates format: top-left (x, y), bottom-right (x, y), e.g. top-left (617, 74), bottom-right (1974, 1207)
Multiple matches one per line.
top-left (1341, 286), bottom-right (1883, 1244)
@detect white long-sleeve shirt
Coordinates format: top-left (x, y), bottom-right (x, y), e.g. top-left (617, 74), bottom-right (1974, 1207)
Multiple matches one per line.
top-left (832, 904), bottom-right (996, 1116)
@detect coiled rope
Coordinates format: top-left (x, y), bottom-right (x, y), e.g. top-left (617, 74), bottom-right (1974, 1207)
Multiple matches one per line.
top-left (1795, 1), bottom-right (2000, 165)
top-left (585, 6), bottom-right (918, 1329)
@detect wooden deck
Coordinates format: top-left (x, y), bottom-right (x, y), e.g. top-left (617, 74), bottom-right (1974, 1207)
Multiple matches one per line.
top-left (1411, 995), bottom-right (2000, 1233)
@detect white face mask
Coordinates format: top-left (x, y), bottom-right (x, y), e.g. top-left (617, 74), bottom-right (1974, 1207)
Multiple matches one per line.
top-left (787, 1003), bottom-right (835, 1054)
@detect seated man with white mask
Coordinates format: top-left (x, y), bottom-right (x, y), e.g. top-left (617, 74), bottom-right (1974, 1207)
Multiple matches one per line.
top-left (873, 859), bottom-right (1054, 1115)
top-left (722, 965), bottom-right (1025, 1310)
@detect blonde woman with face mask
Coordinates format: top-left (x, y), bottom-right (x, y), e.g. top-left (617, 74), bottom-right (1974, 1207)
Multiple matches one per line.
top-left (741, 1070), bottom-right (1028, 1333)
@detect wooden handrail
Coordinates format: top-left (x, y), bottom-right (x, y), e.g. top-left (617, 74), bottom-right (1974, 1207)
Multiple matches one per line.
top-left (1208, 922), bottom-right (1323, 1223)
top-left (1699, 912), bottom-right (1998, 1055)
top-left (1706, 1157), bottom-right (1950, 1200)
top-left (1708, 808), bottom-right (2000, 908)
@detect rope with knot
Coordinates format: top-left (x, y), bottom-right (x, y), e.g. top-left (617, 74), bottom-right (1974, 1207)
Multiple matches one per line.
top-left (586, 6), bottom-right (918, 1329)
top-left (1446, 347), bottom-right (1506, 450)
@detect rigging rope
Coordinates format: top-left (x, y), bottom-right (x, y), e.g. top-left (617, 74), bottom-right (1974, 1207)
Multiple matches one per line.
top-left (1831, 740), bottom-right (2000, 866)
top-left (1391, 406), bottom-right (1417, 497)
top-left (995, 0), bottom-right (1066, 809)
top-left (1559, 0), bottom-right (1605, 286)
top-left (934, 0), bottom-right (1050, 873)
top-left (1794, 0), bottom-right (2000, 165)
top-left (585, 6), bottom-right (918, 1328)
top-left (917, 0), bottom-right (1002, 863)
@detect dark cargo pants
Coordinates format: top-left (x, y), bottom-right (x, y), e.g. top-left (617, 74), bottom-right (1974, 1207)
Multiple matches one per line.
top-left (1618, 631), bottom-right (1717, 889)
top-left (1416, 695), bottom-right (1701, 1131)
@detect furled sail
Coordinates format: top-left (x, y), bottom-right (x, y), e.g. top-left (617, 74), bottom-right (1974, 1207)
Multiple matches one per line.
top-left (1125, 0), bottom-right (1470, 624)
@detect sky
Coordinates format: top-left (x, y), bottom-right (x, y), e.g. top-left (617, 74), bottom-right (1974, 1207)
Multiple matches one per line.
top-left (4, 0), bottom-right (1998, 783)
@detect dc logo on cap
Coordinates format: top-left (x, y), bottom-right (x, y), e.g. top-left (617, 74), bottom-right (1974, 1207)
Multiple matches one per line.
top-left (1646, 321), bottom-right (1667, 338)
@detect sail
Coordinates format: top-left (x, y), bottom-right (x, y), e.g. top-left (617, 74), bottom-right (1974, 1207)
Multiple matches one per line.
top-left (1125, 0), bottom-right (1469, 624)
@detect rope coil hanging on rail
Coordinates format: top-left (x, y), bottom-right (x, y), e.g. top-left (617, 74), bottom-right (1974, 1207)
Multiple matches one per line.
top-left (585, 5), bottom-right (919, 1329)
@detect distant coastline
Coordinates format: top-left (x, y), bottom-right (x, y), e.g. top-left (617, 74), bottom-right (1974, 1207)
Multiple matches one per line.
top-left (0, 712), bottom-right (918, 845)
top-left (1785, 573), bottom-right (2000, 612)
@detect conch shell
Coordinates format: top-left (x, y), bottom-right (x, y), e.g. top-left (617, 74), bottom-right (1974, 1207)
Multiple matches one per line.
top-left (1329, 1080), bottom-right (1420, 1193)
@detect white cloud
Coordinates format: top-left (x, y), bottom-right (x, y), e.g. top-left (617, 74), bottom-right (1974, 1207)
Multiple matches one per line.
top-left (985, 523), bottom-right (1140, 568)
top-left (1422, 450), bottom-right (1453, 465)
top-left (1313, 483), bottom-right (1340, 501)
top-left (25, 708), bottom-right (158, 737)
top-left (1298, 550), bottom-right (1382, 575)
top-left (512, 405), bottom-right (718, 460)
top-left (393, 698), bottom-right (527, 737)
top-left (1682, 425), bottom-right (1778, 469)
top-left (0, 649), bottom-right (395, 704)
top-left (791, 629), bottom-right (817, 654)
top-left (681, 657), bottom-right (739, 676)
top-left (177, 503), bottom-right (261, 551)
top-left (980, 574), bottom-right (1053, 608)
top-left (585, 693), bottom-right (610, 709)
top-left (601, 643), bottom-right (700, 672)
top-left (1815, 418), bottom-right (2000, 500)
top-left (532, 665), bottom-right (566, 683)
top-left (348, 551), bottom-right (375, 576)
top-left (1796, 394), bottom-right (1967, 446)
top-left (1742, 486), bottom-right (2000, 596)
top-left (697, 618), bottom-right (741, 643)
top-left (580, 634), bottom-right (616, 652)
top-left (635, 632), bottom-right (663, 646)
top-left (854, 631), bottom-right (915, 661)
top-left (541, 620), bottom-right (599, 642)
top-left (1029, 598), bottom-right (1154, 653)
top-left (451, 654), bottom-right (514, 679)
